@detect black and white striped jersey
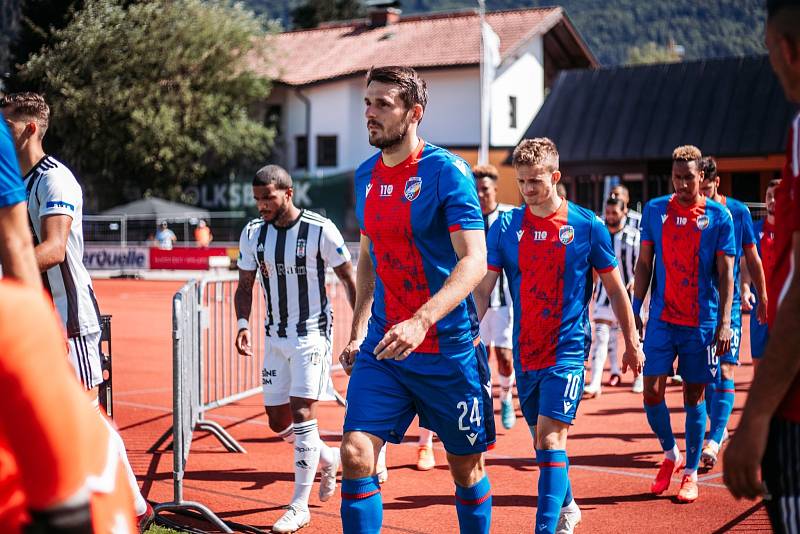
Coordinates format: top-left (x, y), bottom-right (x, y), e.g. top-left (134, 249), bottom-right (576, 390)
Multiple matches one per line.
top-left (594, 220), bottom-right (640, 308)
top-left (626, 209), bottom-right (642, 230)
top-left (24, 156), bottom-right (101, 337)
top-left (484, 203), bottom-right (514, 308)
top-left (238, 210), bottom-right (351, 338)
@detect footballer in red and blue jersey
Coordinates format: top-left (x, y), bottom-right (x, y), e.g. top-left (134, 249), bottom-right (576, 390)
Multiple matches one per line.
top-left (478, 137), bottom-right (643, 533)
top-left (486, 200), bottom-right (617, 424)
top-left (343, 139), bottom-right (495, 456)
top-left (640, 193), bottom-right (735, 381)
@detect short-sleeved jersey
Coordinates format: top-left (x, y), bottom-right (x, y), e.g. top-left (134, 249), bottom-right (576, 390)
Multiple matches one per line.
top-left (483, 203), bottom-right (514, 308)
top-left (487, 201), bottom-right (617, 370)
top-left (0, 281), bottom-right (136, 533)
top-left (640, 194), bottom-right (736, 328)
top-left (772, 111), bottom-right (800, 423)
top-left (719, 195), bottom-right (757, 310)
top-left (0, 119), bottom-right (24, 208)
top-left (238, 209), bottom-right (350, 339)
top-left (355, 141), bottom-right (483, 355)
top-left (24, 156), bottom-right (101, 337)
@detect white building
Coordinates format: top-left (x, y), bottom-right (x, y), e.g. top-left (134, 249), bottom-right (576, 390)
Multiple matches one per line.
top-left (250, 4), bottom-right (596, 203)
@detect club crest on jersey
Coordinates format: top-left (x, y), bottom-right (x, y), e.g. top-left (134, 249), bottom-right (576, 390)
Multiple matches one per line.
top-left (696, 215), bottom-right (710, 230)
top-left (558, 225), bottom-right (575, 245)
top-left (404, 176), bottom-right (422, 202)
top-left (296, 238), bottom-right (306, 258)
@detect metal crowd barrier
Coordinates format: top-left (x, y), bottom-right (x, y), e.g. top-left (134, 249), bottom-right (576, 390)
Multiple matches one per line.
top-left (151, 271), bottom-right (353, 530)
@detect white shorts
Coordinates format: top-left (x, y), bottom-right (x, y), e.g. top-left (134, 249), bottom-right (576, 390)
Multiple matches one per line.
top-left (69, 331), bottom-right (103, 390)
top-left (480, 306), bottom-right (513, 350)
top-left (593, 304), bottom-right (617, 324)
top-left (262, 335), bottom-right (336, 406)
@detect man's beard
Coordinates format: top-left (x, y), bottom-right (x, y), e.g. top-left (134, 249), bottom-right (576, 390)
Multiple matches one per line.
top-left (262, 203), bottom-right (288, 225)
top-left (369, 113), bottom-right (412, 150)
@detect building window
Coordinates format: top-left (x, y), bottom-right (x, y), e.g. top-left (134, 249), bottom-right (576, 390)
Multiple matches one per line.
top-left (509, 96), bottom-right (517, 128)
top-left (317, 135), bottom-right (338, 167)
top-left (296, 136), bottom-right (308, 170)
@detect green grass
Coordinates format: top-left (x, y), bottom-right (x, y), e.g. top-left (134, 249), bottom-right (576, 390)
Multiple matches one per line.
top-left (145, 525), bottom-right (182, 534)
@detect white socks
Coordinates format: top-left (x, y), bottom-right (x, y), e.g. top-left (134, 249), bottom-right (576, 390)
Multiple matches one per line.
top-left (290, 419), bottom-right (324, 510)
top-left (589, 323), bottom-right (610, 390)
top-left (608, 325), bottom-right (620, 376)
top-left (498, 371), bottom-right (515, 403)
top-left (418, 427), bottom-right (434, 447)
top-left (93, 400), bottom-right (147, 516)
top-left (665, 444), bottom-right (680, 462)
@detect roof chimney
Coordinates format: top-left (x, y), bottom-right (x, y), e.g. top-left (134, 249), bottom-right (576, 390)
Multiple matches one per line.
top-left (367, 0), bottom-right (401, 27)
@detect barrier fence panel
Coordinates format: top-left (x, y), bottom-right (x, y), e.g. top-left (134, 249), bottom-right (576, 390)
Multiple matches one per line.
top-left (152, 271), bottom-right (353, 530)
top-left (153, 281), bottom-right (233, 532)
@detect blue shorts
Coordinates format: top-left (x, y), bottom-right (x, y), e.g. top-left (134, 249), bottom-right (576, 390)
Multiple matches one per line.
top-left (643, 317), bottom-right (718, 384)
top-left (516, 362), bottom-right (585, 426)
top-left (719, 312), bottom-right (742, 365)
top-left (750, 310), bottom-right (769, 359)
top-left (343, 343), bottom-right (496, 456)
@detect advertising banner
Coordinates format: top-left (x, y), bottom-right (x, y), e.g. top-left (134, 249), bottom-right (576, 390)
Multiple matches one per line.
top-left (84, 246), bottom-right (150, 270)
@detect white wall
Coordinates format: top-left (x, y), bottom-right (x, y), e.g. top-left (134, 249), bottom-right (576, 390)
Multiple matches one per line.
top-left (490, 35), bottom-right (544, 148)
top-left (269, 42), bottom-right (544, 176)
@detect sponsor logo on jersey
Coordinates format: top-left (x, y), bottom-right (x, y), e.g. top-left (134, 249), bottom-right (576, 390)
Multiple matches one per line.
top-left (380, 184), bottom-right (393, 197)
top-left (257, 243), bottom-right (264, 252)
top-left (696, 214), bottom-right (710, 230)
top-left (661, 214), bottom-right (668, 223)
top-left (466, 432), bottom-right (478, 446)
top-left (563, 400), bottom-right (573, 413)
top-left (46, 200), bottom-right (75, 211)
top-left (534, 230), bottom-right (548, 241)
top-left (559, 225), bottom-right (575, 245)
top-left (404, 176), bottom-right (422, 202)
top-left (296, 238), bottom-right (306, 258)
top-left (366, 183), bottom-right (373, 197)
top-left (516, 229), bottom-right (524, 241)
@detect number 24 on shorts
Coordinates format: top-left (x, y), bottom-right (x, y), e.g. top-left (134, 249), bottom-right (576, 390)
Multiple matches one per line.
top-left (457, 398), bottom-right (482, 431)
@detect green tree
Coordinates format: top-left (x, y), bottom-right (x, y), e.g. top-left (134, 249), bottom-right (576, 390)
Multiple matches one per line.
top-left (20, 0), bottom-right (274, 209)
top-left (291, 0), bottom-right (363, 29)
top-left (626, 41), bottom-right (682, 65)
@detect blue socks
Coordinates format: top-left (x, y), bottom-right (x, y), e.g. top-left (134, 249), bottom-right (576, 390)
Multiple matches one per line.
top-left (708, 378), bottom-right (734, 445)
top-left (684, 402), bottom-right (707, 472)
top-left (341, 476), bottom-right (382, 534)
top-left (535, 449), bottom-right (569, 533)
top-left (643, 400), bottom-right (676, 452)
top-left (454, 475), bottom-right (492, 534)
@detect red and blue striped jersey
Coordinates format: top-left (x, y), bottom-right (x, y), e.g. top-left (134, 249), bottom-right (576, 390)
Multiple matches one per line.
top-left (487, 201), bottom-right (617, 371)
top-left (355, 141), bottom-right (483, 355)
top-left (641, 194), bottom-right (736, 328)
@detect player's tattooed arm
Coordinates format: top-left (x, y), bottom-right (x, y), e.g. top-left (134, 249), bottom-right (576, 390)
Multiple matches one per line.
top-left (234, 269), bottom-right (257, 356)
top-left (725, 233), bottom-right (800, 500)
top-left (35, 214), bottom-right (71, 271)
top-left (375, 229), bottom-right (486, 361)
top-left (631, 242), bottom-right (655, 332)
top-left (715, 253), bottom-right (735, 356)
top-left (473, 270), bottom-right (499, 321)
top-left (340, 234), bottom-right (375, 375)
top-left (599, 267), bottom-right (644, 376)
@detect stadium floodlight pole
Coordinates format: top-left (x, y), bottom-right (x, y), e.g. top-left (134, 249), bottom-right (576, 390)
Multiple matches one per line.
top-left (478, 0), bottom-right (489, 165)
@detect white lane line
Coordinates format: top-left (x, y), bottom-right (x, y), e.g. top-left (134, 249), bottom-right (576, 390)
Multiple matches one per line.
top-left (120, 399), bottom-right (729, 490)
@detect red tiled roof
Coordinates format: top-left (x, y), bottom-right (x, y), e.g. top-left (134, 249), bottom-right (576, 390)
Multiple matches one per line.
top-left (252, 7), bottom-right (569, 86)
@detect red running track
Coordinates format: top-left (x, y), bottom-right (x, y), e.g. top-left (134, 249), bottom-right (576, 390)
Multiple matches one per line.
top-left (95, 279), bottom-right (769, 533)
